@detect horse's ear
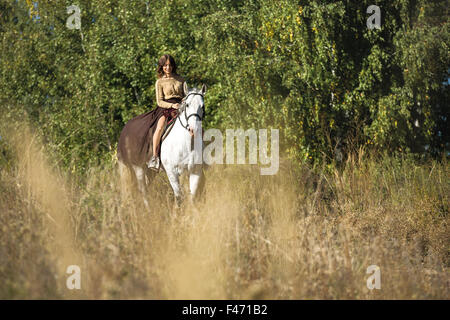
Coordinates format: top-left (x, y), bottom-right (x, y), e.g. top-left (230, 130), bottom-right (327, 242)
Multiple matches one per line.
top-left (201, 84), bottom-right (207, 94)
top-left (183, 82), bottom-right (189, 95)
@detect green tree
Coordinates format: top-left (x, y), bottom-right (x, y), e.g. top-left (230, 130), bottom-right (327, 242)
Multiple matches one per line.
top-left (1, 0), bottom-right (448, 176)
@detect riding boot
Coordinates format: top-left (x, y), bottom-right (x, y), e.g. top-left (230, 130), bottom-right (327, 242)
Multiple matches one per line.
top-left (147, 156), bottom-right (160, 171)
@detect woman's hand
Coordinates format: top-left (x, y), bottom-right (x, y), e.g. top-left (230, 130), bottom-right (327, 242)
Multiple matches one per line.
top-left (173, 103), bottom-right (180, 109)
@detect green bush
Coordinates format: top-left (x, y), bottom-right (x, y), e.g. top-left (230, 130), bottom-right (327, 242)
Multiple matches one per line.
top-left (0, 0), bottom-right (448, 176)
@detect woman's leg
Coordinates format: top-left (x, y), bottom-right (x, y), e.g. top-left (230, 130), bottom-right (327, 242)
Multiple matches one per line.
top-left (153, 114), bottom-right (167, 157)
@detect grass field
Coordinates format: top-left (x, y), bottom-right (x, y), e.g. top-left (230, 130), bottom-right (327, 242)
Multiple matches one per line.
top-left (0, 123), bottom-right (448, 299)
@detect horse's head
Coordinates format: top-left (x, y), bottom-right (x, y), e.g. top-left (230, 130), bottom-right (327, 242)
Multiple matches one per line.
top-left (179, 83), bottom-right (206, 136)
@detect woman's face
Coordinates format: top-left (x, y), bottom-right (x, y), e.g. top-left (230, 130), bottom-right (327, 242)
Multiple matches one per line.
top-left (163, 59), bottom-right (173, 76)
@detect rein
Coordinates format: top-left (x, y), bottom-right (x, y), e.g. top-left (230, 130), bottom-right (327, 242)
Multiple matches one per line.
top-left (177, 92), bottom-right (205, 132)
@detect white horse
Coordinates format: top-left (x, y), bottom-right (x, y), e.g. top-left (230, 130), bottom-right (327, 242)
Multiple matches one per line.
top-left (160, 83), bottom-right (205, 206)
top-left (118, 83), bottom-right (205, 208)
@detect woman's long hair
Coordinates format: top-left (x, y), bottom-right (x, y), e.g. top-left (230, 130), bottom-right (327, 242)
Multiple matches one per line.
top-left (156, 54), bottom-right (178, 79)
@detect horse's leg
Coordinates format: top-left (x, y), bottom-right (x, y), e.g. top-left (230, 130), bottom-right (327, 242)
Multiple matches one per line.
top-left (166, 167), bottom-right (182, 207)
top-left (132, 165), bottom-right (149, 210)
top-left (189, 165), bottom-right (203, 203)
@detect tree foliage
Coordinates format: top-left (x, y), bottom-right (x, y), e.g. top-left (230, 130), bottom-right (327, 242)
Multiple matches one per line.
top-left (0, 0), bottom-right (448, 173)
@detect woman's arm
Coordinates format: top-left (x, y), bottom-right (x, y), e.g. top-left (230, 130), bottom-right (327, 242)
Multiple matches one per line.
top-left (155, 80), bottom-right (177, 109)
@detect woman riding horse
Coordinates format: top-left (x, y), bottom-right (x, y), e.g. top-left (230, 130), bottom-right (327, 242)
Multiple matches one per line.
top-left (117, 54), bottom-right (189, 171)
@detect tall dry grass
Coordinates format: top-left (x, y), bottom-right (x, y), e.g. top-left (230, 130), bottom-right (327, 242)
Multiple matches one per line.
top-left (0, 121), bottom-right (448, 299)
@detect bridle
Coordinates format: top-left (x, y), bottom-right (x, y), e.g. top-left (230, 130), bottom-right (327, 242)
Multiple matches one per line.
top-left (177, 92), bottom-right (205, 131)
